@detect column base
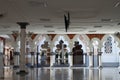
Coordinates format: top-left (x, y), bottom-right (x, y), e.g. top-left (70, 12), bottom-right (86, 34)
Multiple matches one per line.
top-left (16, 70), bottom-right (28, 76)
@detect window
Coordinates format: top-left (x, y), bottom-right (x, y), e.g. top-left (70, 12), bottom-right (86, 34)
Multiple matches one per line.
top-left (104, 36), bottom-right (112, 53)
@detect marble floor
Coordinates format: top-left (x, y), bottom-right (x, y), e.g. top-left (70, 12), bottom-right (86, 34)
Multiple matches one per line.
top-left (0, 67), bottom-right (120, 80)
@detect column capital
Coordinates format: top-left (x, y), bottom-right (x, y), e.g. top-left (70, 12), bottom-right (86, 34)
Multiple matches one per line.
top-left (88, 52), bottom-right (93, 55)
top-left (17, 22), bottom-right (29, 29)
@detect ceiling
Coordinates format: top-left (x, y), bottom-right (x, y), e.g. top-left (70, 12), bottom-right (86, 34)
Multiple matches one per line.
top-left (0, 0), bottom-right (120, 35)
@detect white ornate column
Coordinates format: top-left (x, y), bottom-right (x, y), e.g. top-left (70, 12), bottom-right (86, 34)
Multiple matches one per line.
top-left (30, 41), bottom-right (35, 68)
top-left (16, 22), bottom-right (29, 75)
top-left (61, 43), bottom-right (64, 64)
top-left (36, 45), bottom-right (40, 67)
top-left (88, 52), bottom-right (93, 67)
top-left (28, 33), bottom-right (35, 68)
top-left (68, 52), bottom-right (73, 67)
top-left (83, 53), bottom-right (87, 66)
top-left (33, 42), bottom-right (37, 65)
top-left (50, 52), bottom-right (55, 67)
top-left (98, 52), bottom-right (103, 68)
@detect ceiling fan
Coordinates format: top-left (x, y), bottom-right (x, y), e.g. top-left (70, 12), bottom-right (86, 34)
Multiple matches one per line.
top-left (64, 12), bottom-right (70, 32)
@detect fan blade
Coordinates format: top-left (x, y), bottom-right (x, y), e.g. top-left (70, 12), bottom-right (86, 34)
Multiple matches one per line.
top-left (68, 12), bottom-right (70, 26)
top-left (64, 15), bottom-right (68, 32)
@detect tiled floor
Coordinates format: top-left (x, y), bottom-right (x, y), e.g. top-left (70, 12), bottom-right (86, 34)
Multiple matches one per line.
top-left (0, 67), bottom-right (120, 80)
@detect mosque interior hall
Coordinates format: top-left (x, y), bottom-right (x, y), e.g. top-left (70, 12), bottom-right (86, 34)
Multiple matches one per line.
top-left (0, 0), bottom-right (120, 80)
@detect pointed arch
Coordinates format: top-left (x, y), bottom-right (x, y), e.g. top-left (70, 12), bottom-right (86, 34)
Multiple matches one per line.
top-left (72, 34), bottom-right (90, 53)
top-left (5, 34), bottom-right (15, 48)
top-left (52, 34), bottom-right (71, 52)
top-left (33, 34), bottom-right (51, 52)
top-left (91, 38), bottom-right (101, 55)
top-left (101, 34), bottom-right (120, 54)
top-left (101, 34), bottom-right (120, 48)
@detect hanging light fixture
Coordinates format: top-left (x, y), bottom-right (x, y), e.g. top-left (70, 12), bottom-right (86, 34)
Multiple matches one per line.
top-left (64, 12), bottom-right (70, 32)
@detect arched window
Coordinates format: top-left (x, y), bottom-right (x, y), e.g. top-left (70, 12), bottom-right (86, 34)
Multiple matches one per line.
top-left (104, 36), bottom-right (113, 54)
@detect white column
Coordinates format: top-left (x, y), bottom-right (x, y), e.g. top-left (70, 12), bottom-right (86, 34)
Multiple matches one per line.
top-left (31, 52), bottom-right (34, 67)
top-left (50, 52), bottom-right (55, 67)
top-left (16, 22), bottom-right (29, 75)
top-left (30, 39), bottom-right (35, 68)
top-left (83, 53), bottom-right (87, 65)
top-left (98, 52), bottom-right (102, 68)
top-left (69, 53), bottom-right (73, 67)
top-left (13, 52), bottom-right (19, 68)
top-left (61, 43), bottom-right (64, 63)
top-left (89, 52), bottom-right (93, 67)
top-left (13, 40), bottom-right (20, 68)
top-left (14, 40), bottom-right (19, 52)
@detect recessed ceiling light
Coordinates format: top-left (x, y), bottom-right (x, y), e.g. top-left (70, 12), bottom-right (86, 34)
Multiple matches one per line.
top-left (44, 25), bottom-right (53, 28)
top-left (28, 0), bottom-right (48, 7)
top-left (40, 18), bottom-right (51, 21)
top-left (88, 30), bottom-right (96, 32)
top-left (94, 26), bottom-right (102, 28)
top-left (101, 19), bottom-right (112, 22)
top-left (69, 26), bottom-right (86, 29)
top-left (47, 30), bottom-right (55, 32)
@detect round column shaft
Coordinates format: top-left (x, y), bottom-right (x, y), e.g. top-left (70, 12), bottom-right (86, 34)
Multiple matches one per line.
top-left (89, 52), bottom-right (93, 67)
top-left (98, 52), bottom-right (102, 68)
top-left (13, 41), bottom-right (19, 68)
top-left (16, 22), bottom-right (29, 75)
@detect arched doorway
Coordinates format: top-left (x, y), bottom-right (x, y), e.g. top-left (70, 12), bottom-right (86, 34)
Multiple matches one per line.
top-left (91, 38), bottom-right (101, 67)
top-left (52, 34), bottom-right (71, 67)
top-left (72, 34), bottom-right (89, 67)
top-left (34, 34), bottom-right (51, 67)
